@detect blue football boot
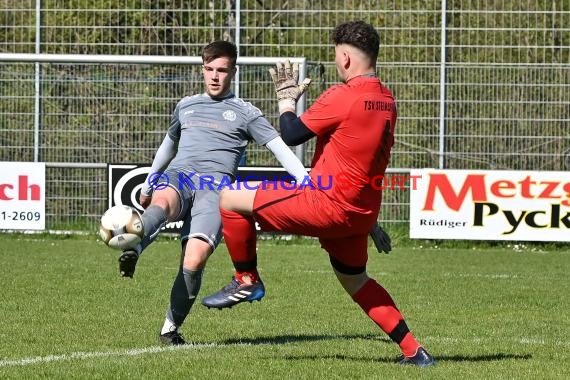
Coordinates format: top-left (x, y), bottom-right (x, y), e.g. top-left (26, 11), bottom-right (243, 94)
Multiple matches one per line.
top-left (398, 347), bottom-right (436, 367)
top-left (201, 277), bottom-right (265, 309)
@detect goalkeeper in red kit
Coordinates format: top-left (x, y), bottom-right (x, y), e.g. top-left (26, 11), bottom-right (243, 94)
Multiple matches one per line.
top-left (202, 20), bottom-right (435, 367)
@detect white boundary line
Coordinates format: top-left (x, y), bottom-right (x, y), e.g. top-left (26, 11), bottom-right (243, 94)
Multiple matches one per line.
top-left (1, 336), bottom-right (568, 368)
top-left (0, 342), bottom-right (242, 367)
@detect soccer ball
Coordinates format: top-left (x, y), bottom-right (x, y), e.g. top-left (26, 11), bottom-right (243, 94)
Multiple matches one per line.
top-left (99, 205), bottom-right (144, 250)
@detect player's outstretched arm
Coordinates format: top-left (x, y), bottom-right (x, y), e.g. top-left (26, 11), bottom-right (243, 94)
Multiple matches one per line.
top-left (265, 136), bottom-right (309, 183)
top-left (269, 60), bottom-right (312, 114)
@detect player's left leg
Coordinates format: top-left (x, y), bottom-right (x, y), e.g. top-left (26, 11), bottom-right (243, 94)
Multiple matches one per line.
top-left (159, 188), bottom-right (221, 344)
top-left (159, 237), bottom-right (212, 345)
top-left (323, 235), bottom-right (435, 367)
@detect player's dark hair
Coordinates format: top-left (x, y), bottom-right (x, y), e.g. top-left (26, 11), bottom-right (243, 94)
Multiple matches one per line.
top-left (333, 21), bottom-right (380, 65)
top-left (202, 40), bottom-right (238, 67)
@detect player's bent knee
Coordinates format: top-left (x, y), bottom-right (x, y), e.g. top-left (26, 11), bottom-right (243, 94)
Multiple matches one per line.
top-left (182, 237), bottom-right (213, 270)
top-left (330, 256), bottom-right (369, 295)
top-left (151, 188), bottom-right (181, 220)
top-left (333, 269), bottom-right (370, 296)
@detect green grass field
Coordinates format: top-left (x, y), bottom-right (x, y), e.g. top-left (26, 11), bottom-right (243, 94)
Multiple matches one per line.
top-left (0, 233), bottom-right (568, 379)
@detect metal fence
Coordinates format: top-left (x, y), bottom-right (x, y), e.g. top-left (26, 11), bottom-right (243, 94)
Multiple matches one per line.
top-left (0, 0), bottom-right (569, 229)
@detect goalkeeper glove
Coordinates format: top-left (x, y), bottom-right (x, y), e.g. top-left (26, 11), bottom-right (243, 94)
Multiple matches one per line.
top-left (269, 60), bottom-right (312, 114)
top-left (370, 222), bottom-right (392, 254)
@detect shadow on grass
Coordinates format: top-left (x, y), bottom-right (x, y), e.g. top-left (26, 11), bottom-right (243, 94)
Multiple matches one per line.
top-left (216, 334), bottom-right (531, 364)
top-left (217, 333), bottom-right (392, 346)
top-left (436, 353), bottom-right (532, 363)
top-left (281, 352), bottom-right (532, 364)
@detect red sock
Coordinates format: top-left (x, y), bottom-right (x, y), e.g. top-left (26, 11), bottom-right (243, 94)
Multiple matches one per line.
top-left (352, 279), bottom-right (421, 357)
top-left (235, 270), bottom-right (259, 284)
top-left (220, 208), bottom-right (259, 283)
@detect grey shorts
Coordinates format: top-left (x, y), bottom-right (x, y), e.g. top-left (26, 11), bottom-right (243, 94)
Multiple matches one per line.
top-left (159, 167), bottom-right (223, 250)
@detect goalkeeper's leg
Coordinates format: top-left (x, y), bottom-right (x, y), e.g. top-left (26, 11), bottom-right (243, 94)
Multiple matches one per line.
top-left (324, 236), bottom-right (434, 367)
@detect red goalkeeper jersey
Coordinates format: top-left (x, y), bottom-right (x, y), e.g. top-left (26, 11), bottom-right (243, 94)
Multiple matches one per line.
top-left (300, 75), bottom-right (397, 213)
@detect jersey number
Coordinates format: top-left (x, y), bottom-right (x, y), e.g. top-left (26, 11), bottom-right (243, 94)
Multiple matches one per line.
top-left (375, 120), bottom-right (392, 165)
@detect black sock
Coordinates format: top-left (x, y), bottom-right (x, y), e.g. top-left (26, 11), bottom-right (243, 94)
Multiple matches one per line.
top-left (165, 267), bottom-right (203, 327)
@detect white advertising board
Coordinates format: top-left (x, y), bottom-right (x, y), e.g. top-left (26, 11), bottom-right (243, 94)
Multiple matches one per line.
top-left (0, 162), bottom-right (46, 230)
top-left (409, 169), bottom-right (570, 242)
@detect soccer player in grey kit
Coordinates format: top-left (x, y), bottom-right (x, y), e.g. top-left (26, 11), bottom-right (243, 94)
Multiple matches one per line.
top-left (116, 40), bottom-right (309, 345)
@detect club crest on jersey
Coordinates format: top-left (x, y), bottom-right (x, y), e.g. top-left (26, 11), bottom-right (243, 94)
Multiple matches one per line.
top-left (223, 110), bottom-right (237, 121)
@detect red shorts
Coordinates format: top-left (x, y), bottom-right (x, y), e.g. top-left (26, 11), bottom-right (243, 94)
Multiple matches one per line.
top-left (253, 184), bottom-right (378, 268)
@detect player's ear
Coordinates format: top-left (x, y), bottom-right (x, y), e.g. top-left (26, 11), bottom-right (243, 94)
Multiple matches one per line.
top-left (342, 51), bottom-right (351, 70)
top-left (335, 46), bottom-right (350, 69)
